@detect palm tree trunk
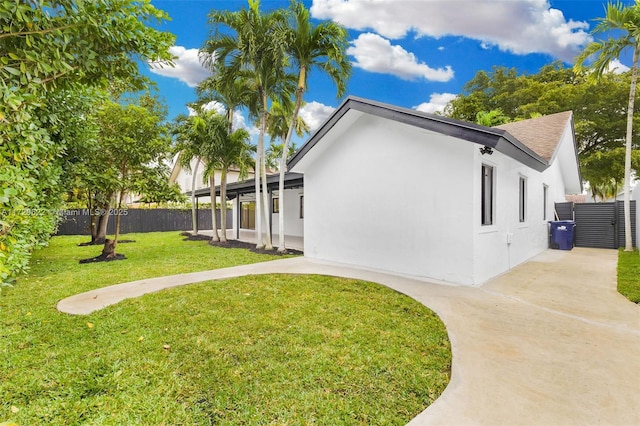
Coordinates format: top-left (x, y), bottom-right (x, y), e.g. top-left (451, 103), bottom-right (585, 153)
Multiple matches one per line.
top-left (260, 96), bottom-right (273, 250)
top-left (191, 159), bottom-right (200, 235)
top-left (210, 174), bottom-right (219, 242)
top-left (623, 46), bottom-right (638, 252)
top-left (254, 114), bottom-right (264, 249)
top-left (277, 67), bottom-right (306, 252)
top-left (220, 167), bottom-right (228, 243)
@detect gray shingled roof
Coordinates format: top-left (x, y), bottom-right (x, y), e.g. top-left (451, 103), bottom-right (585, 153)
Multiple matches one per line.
top-left (494, 111), bottom-right (573, 162)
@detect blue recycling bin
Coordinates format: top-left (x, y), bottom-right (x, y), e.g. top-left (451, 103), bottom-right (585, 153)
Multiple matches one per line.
top-left (550, 220), bottom-right (575, 250)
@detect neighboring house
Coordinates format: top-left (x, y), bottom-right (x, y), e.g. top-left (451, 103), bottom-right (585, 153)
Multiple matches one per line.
top-left (288, 96), bottom-right (582, 286)
top-left (565, 193), bottom-right (589, 204)
top-left (169, 156), bottom-right (252, 204)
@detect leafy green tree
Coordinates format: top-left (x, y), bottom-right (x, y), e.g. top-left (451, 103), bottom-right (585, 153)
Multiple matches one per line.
top-left (446, 63), bottom-right (585, 123)
top-left (275, 0), bottom-right (351, 252)
top-left (92, 96), bottom-right (172, 258)
top-left (574, 0), bottom-right (640, 251)
top-left (133, 164), bottom-right (187, 206)
top-left (201, 0), bottom-right (290, 250)
top-left (582, 148), bottom-right (640, 199)
top-left (53, 87), bottom-right (114, 243)
top-left (0, 0), bottom-right (174, 282)
top-left (475, 109), bottom-right (510, 126)
top-left (446, 62), bottom-right (639, 202)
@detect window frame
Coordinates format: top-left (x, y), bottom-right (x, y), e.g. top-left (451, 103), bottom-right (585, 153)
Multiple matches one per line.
top-left (240, 201), bottom-right (256, 230)
top-left (543, 184), bottom-right (549, 221)
top-left (299, 195), bottom-right (304, 219)
top-left (481, 164), bottom-right (495, 226)
top-left (519, 176), bottom-right (527, 223)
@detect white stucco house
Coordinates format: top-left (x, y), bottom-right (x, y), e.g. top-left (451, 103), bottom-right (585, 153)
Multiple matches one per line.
top-left (288, 96), bottom-right (582, 286)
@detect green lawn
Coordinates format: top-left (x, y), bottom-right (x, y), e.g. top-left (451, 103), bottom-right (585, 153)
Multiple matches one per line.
top-left (618, 249), bottom-right (640, 303)
top-left (0, 232), bottom-right (451, 425)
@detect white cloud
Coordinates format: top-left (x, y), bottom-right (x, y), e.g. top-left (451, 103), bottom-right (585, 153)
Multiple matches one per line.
top-left (607, 58), bottom-right (630, 74)
top-left (347, 33), bottom-right (454, 81)
top-left (414, 92), bottom-right (457, 115)
top-left (311, 0), bottom-right (592, 62)
top-left (300, 101), bottom-right (336, 131)
top-left (201, 101), bottom-right (225, 115)
top-left (149, 46), bottom-right (211, 87)
top-left (188, 101), bottom-right (259, 135)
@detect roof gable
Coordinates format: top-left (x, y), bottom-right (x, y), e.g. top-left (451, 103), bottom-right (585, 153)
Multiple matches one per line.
top-left (288, 96), bottom-right (549, 172)
top-left (494, 111), bottom-right (573, 162)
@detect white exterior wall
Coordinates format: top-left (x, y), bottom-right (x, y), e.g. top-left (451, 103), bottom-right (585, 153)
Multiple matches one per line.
top-left (472, 124), bottom-right (572, 284)
top-left (303, 114), bottom-right (476, 284)
top-left (176, 158), bottom-right (208, 192)
top-left (295, 109), bottom-right (579, 286)
top-left (271, 188), bottom-right (304, 238)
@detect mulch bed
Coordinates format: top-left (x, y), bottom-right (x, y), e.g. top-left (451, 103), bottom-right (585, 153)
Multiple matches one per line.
top-left (78, 239), bottom-right (134, 263)
top-left (79, 253), bottom-right (126, 264)
top-left (182, 232), bottom-right (303, 256)
top-left (78, 240), bottom-right (136, 247)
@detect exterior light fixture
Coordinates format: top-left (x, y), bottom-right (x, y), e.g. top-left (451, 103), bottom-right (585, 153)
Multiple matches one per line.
top-left (479, 146), bottom-right (494, 155)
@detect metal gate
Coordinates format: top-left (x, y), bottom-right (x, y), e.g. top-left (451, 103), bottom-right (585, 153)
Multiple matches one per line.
top-left (555, 201), bottom-right (636, 249)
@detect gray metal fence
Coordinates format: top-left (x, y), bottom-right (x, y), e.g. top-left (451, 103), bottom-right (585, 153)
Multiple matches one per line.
top-left (55, 209), bottom-right (233, 236)
top-left (554, 201), bottom-right (636, 249)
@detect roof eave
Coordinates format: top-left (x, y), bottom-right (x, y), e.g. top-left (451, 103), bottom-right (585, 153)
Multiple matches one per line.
top-left (288, 96), bottom-right (549, 172)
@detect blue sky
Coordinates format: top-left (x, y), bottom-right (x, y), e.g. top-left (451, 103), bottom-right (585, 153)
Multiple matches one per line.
top-left (143, 0), bottom-right (634, 140)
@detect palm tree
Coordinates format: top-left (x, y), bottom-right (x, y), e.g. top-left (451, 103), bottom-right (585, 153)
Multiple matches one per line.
top-left (216, 120), bottom-right (255, 242)
top-left (266, 141), bottom-right (298, 171)
top-left (201, 0), bottom-right (289, 250)
top-left (197, 69), bottom-right (256, 242)
top-left (173, 113), bottom-right (207, 236)
top-left (266, 99), bottom-right (307, 171)
top-left (174, 109), bottom-right (225, 242)
top-left (276, 0), bottom-right (352, 252)
top-left (574, 0), bottom-right (640, 251)
top-left (197, 66), bottom-right (253, 138)
top-left (267, 99), bottom-right (309, 145)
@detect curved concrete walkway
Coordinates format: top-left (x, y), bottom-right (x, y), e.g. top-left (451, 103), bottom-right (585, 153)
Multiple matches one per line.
top-left (57, 248), bottom-right (640, 425)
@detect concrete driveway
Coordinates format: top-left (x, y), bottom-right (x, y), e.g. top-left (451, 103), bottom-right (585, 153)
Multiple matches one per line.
top-left (58, 248), bottom-right (640, 425)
